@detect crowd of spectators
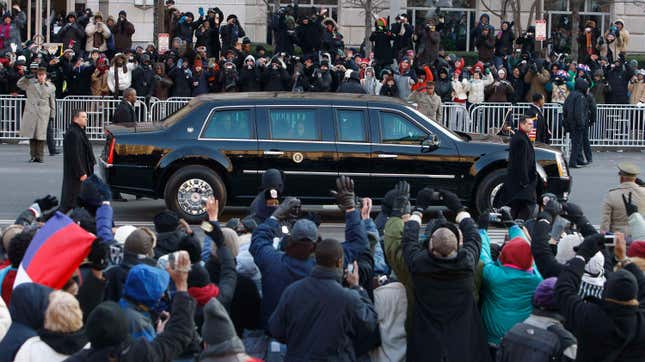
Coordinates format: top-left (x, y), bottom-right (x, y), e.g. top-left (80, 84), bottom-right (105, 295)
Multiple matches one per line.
top-left (0, 170), bottom-right (643, 361)
top-left (0, 2), bottom-right (643, 125)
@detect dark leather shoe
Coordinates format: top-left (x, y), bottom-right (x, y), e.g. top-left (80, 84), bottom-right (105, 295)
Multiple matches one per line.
top-left (34, 158), bottom-right (44, 163)
top-left (569, 164), bottom-right (581, 169)
top-left (49, 151), bottom-right (60, 156)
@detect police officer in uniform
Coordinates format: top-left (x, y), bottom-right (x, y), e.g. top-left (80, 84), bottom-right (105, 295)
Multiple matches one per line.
top-left (18, 65), bottom-right (57, 163)
top-left (600, 162), bottom-right (645, 235)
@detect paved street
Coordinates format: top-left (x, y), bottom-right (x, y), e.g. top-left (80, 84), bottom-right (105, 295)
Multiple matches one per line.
top-left (0, 143), bottom-right (643, 233)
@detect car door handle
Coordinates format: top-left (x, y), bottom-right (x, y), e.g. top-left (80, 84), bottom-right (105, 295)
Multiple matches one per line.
top-left (263, 150), bottom-right (284, 155)
top-left (376, 153), bottom-right (398, 158)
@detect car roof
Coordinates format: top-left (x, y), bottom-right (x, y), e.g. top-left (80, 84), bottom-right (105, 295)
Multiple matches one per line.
top-left (192, 92), bottom-right (410, 106)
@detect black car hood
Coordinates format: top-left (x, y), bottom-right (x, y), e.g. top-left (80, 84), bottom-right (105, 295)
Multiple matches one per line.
top-left (458, 132), bottom-right (561, 154)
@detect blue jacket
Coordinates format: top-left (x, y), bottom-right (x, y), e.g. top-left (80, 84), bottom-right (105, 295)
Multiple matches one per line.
top-left (268, 266), bottom-right (378, 361)
top-left (479, 226), bottom-right (543, 345)
top-left (120, 264), bottom-right (170, 341)
top-left (250, 217), bottom-right (315, 327)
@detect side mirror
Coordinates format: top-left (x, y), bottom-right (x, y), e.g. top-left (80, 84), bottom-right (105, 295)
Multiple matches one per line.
top-left (421, 134), bottom-right (440, 152)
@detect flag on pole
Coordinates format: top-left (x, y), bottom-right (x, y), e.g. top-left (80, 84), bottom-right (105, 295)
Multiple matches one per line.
top-left (14, 212), bottom-right (95, 289)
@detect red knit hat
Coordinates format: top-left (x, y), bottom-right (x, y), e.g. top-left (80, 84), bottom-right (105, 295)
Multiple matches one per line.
top-left (194, 57), bottom-right (203, 68)
top-left (500, 237), bottom-right (533, 270)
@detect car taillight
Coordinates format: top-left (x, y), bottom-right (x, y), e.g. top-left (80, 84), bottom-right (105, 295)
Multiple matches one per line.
top-left (106, 137), bottom-right (116, 164)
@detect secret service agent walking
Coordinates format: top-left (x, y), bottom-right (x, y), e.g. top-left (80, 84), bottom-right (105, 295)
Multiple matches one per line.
top-left (600, 162), bottom-right (645, 236)
top-left (60, 110), bottom-right (96, 212)
top-left (18, 66), bottom-right (57, 163)
top-left (503, 114), bottom-right (537, 220)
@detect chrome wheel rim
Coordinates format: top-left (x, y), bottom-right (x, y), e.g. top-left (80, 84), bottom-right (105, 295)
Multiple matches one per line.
top-left (177, 178), bottom-right (213, 216)
top-left (490, 183), bottom-right (503, 207)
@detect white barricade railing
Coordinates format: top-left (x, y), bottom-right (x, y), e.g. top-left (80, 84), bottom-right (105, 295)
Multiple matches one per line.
top-left (54, 98), bottom-right (148, 144)
top-left (0, 96), bottom-right (26, 140)
top-left (149, 99), bottom-right (192, 123)
top-left (594, 104), bottom-right (645, 147)
top-left (440, 102), bottom-right (473, 132)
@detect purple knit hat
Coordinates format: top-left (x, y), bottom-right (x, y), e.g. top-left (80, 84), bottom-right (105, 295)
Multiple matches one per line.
top-left (532, 277), bottom-right (558, 310)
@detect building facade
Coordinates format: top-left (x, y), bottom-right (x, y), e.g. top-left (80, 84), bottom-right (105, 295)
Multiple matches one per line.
top-left (15, 0), bottom-right (645, 52)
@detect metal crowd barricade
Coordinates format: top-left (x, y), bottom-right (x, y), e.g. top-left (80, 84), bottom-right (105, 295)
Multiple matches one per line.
top-left (440, 102), bottom-right (472, 132)
top-left (149, 98), bottom-right (192, 123)
top-left (0, 96), bottom-right (26, 140)
top-left (594, 104), bottom-right (645, 147)
top-left (54, 98), bottom-right (148, 144)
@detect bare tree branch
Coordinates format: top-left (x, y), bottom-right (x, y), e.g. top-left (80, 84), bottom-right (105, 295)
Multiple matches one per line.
top-left (480, 0), bottom-right (505, 21)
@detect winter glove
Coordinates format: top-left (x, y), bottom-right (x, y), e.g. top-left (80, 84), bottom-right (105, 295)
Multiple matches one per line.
top-left (394, 180), bottom-right (410, 199)
top-left (622, 192), bottom-right (638, 216)
top-left (204, 221), bottom-right (225, 247)
top-left (543, 199), bottom-right (562, 221)
top-left (415, 187), bottom-right (435, 213)
top-left (635, 178), bottom-right (644, 187)
top-left (198, 7), bottom-right (204, 17)
top-left (35, 195), bottom-right (59, 213)
top-left (438, 189), bottom-right (463, 213)
top-left (500, 207), bottom-right (515, 228)
top-left (478, 212), bottom-right (491, 230)
top-left (561, 202), bottom-right (584, 225)
top-left (88, 239), bottom-right (109, 270)
top-left (272, 197), bottom-right (301, 221)
top-left (178, 15), bottom-right (187, 24)
top-left (575, 233), bottom-right (605, 262)
top-left (391, 195), bottom-right (411, 217)
top-left (329, 175), bottom-right (356, 212)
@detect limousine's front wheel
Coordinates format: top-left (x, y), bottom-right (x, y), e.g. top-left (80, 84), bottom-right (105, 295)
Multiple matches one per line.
top-left (475, 168), bottom-right (506, 213)
top-left (164, 165), bottom-right (227, 223)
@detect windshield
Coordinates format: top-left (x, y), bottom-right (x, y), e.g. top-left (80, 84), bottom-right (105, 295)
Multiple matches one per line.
top-left (407, 106), bottom-right (465, 142)
top-left (161, 101), bottom-right (200, 128)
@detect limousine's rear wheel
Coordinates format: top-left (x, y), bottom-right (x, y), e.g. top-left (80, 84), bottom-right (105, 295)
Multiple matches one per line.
top-left (475, 169), bottom-right (506, 213)
top-left (164, 165), bottom-right (227, 223)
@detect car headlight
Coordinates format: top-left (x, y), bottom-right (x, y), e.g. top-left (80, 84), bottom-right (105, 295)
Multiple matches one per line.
top-left (556, 153), bottom-right (568, 177)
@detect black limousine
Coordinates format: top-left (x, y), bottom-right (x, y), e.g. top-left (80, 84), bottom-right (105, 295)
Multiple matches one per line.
top-left (100, 92), bottom-right (571, 222)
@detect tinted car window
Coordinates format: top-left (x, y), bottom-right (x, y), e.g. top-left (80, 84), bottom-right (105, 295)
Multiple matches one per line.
top-left (380, 112), bottom-right (427, 144)
top-left (203, 109), bottom-right (252, 139)
top-left (269, 109), bottom-right (319, 140)
top-left (337, 110), bottom-right (367, 142)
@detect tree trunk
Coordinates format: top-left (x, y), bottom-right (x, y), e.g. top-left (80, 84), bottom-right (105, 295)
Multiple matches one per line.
top-left (364, 0), bottom-right (373, 56)
top-left (570, 0), bottom-right (583, 61)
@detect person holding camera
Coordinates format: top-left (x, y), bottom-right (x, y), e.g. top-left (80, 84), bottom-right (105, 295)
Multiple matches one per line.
top-left (17, 66), bottom-right (56, 163)
top-left (112, 10), bottom-right (135, 52)
top-left (0, 6), bottom-right (25, 55)
top-left (84, 12), bottom-right (111, 53)
top-left (220, 14), bottom-right (245, 53)
top-left (414, 19), bottom-right (441, 67)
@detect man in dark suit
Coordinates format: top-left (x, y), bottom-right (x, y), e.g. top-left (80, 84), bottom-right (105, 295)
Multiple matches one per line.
top-left (112, 87), bottom-right (137, 124)
top-left (60, 110), bottom-right (96, 211)
top-left (503, 114), bottom-right (537, 220)
top-left (526, 93), bottom-right (552, 145)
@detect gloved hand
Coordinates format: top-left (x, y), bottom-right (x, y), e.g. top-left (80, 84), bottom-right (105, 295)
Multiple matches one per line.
top-left (415, 187), bottom-right (435, 213)
top-left (329, 175), bottom-right (356, 211)
top-left (500, 207), bottom-right (515, 227)
top-left (478, 212), bottom-right (491, 230)
top-left (198, 7), bottom-right (204, 17)
top-left (391, 195), bottom-right (411, 217)
top-left (438, 189), bottom-right (463, 213)
top-left (561, 202), bottom-right (584, 224)
top-left (622, 192), bottom-right (638, 216)
top-left (575, 233), bottom-right (605, 262)
top-left (35, 195), bottom-right (59, 213)
top-left (177, 58), bottom-right (183, 68)
top-left (178, 15), bottom-right (187, 24)
top-left (272, 197), bottom-right (301, 221)
top-left (394, 180), bottom-right (410, 199)
top-left (543, 199), bottom-right (562, 220)
top-left (88, 239), bottom-right (109, 270)
top-left (635, 178), bottom-right (644, 187)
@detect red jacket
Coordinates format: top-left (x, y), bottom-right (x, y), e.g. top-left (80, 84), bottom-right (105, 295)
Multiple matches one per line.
top-left (411, 65), bottom-right (434, 93)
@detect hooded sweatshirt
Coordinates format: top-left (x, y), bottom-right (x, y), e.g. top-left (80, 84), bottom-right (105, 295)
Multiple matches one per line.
top-left (119, 264), bottom-right (170, 341)
top-left (0, 283), bottom-right (52, 362)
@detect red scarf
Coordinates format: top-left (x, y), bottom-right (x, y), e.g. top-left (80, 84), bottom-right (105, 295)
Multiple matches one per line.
top-left (0, 25), bottom-right (10, 49)
top-left (188, 284), bottom-right (220, 306)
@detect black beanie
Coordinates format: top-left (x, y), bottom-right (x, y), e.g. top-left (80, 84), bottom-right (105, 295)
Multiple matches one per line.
top-left (188, 264), bottom-right (210, 288)
top-left (226, 14), bottom-right (237, 22)
top-left (179, 234), bottom-right (201, 264)
top-left (153, 210), bottom-right (180, 233)
top-left (603, 269), bottom-right (638, 302)
top-left (78, 175), bottom-right (110, 209)
top-left (86, 301), bottom-right (129, 348)
top-left (261, 168), bottom-right (284, 192)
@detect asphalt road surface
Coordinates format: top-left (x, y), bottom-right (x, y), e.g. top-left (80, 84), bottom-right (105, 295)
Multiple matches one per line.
top-left (0, 143), bottom-right (643, 236)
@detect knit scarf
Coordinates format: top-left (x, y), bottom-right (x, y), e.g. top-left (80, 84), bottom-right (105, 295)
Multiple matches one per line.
top-left (586, 32), bottom-right (593, 55)
top-left (113, 64), bottom-right (120, 98)
top-left (188, 284), bottom-right (220, 306)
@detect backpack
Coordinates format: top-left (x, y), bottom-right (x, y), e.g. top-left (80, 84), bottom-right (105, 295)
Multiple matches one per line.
top-left (496, 322), bottom-right (563, 362)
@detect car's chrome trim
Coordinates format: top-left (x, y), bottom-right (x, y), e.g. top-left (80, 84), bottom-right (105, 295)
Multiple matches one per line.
top-left (242, 170), bottom-right (455, 179)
